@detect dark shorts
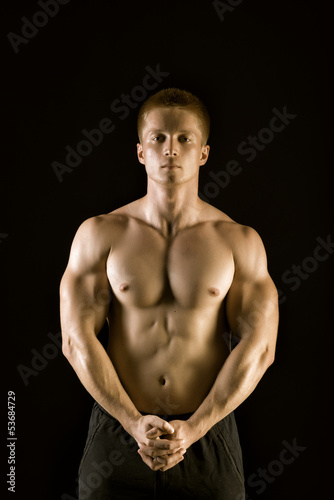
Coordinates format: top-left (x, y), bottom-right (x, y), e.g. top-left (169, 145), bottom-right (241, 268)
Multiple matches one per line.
top-left (78, 402), bottom-right (245, 500)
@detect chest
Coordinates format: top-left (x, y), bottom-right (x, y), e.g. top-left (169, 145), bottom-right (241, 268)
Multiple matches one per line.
top-left (107, 224), bottom-right (234, 308)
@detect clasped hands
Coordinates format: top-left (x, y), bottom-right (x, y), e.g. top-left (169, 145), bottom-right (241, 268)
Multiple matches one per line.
top-left (132, 415), bottom-right (197, 472)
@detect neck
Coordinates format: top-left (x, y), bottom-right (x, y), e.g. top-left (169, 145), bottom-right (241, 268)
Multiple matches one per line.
top-left (143, 178), bottom-right (203, 237)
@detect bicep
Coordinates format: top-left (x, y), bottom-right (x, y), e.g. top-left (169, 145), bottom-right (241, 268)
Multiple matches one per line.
top-left (226, 276), bottom-right (278, 340)
top-left (225, 226), bottom-right (278, 346)
top-left (60, 218), bottom-right (112, 339)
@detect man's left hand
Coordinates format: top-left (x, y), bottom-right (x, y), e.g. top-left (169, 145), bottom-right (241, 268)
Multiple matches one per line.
top-left (137, 419), bottom-right (198, 472)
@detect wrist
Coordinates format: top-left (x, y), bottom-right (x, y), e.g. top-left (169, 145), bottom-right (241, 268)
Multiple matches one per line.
top-left (102, 399), bottom-right (141, 438)
top-left (188, 401), bottom-right (225, 440)
top-left (187, 413), bottom-right (211, 441)
top-left (121, 411), bottom-right (142, 439)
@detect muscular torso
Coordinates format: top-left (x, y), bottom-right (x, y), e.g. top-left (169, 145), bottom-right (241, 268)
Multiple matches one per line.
top-left (105, 203), bottom-right (236, 415)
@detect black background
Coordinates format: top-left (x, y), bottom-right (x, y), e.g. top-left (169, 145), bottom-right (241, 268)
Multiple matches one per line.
top-left (2, 0), bottom-right (333, 498)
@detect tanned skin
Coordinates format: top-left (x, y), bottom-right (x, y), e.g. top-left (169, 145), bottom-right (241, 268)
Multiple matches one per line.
top-left (60, 106), bottom-right (278, 472)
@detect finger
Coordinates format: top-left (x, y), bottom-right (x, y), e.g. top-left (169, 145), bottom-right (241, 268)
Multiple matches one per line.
top-left (146, 425), bottom-right (175, 439)
top-left (147, 417), bottom-right (174, 435)
top-left (157, 448), bottom-right (186, 472)
top-left (138, 443), bottom-right (183, 458)
top-left (146, 427), bottom-right (165, 439)
top-left (143, 438), bottom-right (185, 451)
top-left (137, 449), bottom-right (165, 471)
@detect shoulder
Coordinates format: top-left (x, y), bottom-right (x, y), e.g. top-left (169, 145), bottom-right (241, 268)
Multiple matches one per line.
top-left (69, 212), bottom-right (131, 270)
top-left (75, 213), bottom-right (128, 246)
top-left (199, 201), bottom-right (264, 248)
top-left (74, 197), bottom-right (147, 245)
top-left (109, 198), bottom-right (145, 219)
top-left (223, 223), bottom-right (264, 252)
top-left (77, 212), bottom-right (129, 235)
top-left (214, 219), bottom-right (268, 279)
top-left (199, 201), bottom-right (264, 254)
top-left (199, 200), bottom-right (235, 224)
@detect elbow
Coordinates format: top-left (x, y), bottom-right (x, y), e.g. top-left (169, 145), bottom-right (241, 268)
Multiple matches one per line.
top-left (62, 340), bottom-right (71, 360)
top-left (62, 334), bottom-right (76, 361)
top-left (262, 346), bottom-right (275, 370)
top-left (266, 352), bottom-right (275, 369)
top-left (62, 331), bottom-right (93, 365)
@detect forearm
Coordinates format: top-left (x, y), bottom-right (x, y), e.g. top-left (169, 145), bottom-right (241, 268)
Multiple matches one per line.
top-left (63, 335), bottom-right (141, 434)
top-left (188, 269), bottom-right (279, 441)
top-left (188, 339), bottom-right (272, 440)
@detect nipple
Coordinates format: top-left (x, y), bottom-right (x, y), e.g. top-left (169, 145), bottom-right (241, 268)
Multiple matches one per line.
top-left (119, 283), bottom-right (129, 292)
top-left (208, 287), bottom-right (220, 296)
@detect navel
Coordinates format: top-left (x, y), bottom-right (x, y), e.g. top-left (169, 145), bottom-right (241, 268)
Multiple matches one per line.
top-left (159, 375), bottom-right (167, 386)
top-left (208, 287), bottom-right (220, 296)
top-left (119, 283), bottom-right (129, 292)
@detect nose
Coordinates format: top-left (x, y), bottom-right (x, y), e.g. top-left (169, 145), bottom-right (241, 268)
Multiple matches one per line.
top-left (164, 138), bottom-right (178, 157)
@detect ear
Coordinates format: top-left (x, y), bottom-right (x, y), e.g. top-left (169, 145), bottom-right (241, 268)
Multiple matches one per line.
top-left (199, 144), bottom-right (210, 166)
top-left (137, 143), bottom-right (145, 165)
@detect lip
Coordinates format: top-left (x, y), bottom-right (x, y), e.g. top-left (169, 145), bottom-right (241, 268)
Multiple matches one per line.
top-left (162, 164), bottom-right (181, 170)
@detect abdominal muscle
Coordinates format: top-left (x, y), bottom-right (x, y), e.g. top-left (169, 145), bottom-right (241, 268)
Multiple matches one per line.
top-left (106, 302), bottom-right (230, 415)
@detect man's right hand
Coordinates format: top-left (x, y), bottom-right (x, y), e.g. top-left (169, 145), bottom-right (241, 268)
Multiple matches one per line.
top-left (129, 415), bottom-right (186, 471)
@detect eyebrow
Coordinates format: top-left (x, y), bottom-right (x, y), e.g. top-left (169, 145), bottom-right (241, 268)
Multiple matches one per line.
top-left (178, 130), bottom-right (195, 135)
top-left (147, 129), bottom-right (195, 135)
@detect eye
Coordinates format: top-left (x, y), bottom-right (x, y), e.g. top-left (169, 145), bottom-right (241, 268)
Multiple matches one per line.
top-left (152, 135), bottom-right (164, 142)
top-left (179, 136), bottom-right (191, 142)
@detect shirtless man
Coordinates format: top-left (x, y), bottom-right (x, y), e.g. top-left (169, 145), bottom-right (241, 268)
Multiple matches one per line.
top-left (60, 88), bottom-right (279, 500)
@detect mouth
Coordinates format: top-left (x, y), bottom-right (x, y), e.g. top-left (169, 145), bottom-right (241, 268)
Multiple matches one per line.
top-left (161, 163), bottom-right (181, 170)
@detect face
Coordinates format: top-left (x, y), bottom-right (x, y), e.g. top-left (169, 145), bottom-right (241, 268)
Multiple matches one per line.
top-left (137, 107), bottom-right (210, 186)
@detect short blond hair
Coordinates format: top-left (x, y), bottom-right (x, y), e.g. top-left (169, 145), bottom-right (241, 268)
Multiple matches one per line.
top-left (137, 88), bottom-right (210, 145)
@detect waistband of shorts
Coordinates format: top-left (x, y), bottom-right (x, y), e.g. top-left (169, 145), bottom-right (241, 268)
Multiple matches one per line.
top-left (94, 401), bottom-right (193, 422)
top-left (140, 411), bottom-right (194, 421)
